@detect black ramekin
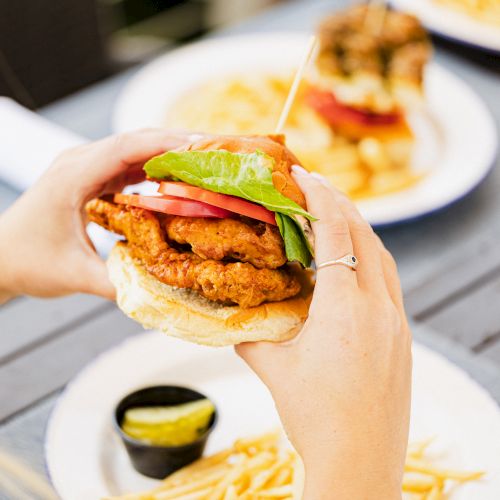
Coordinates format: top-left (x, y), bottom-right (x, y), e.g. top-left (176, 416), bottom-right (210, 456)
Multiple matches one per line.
top-left (113, 385), bottom-right (217, 479)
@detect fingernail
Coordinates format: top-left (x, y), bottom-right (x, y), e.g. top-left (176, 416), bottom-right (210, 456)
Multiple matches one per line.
top-left (291, 164), bottom-right (309, 176)
top-left (310, 172), bottom-right (331, 187)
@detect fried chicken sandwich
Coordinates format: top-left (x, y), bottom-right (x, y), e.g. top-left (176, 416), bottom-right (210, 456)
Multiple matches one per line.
top-left (308, 5), bottom-right (432, 133)
top-left (86, 134), bottom-right (315, 346)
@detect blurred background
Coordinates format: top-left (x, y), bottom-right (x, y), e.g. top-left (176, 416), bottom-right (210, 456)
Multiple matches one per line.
top-left (0, 0), bottom-right (284, 109)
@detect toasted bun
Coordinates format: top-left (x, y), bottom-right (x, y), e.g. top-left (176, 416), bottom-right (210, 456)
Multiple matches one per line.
top-left (108, 243), bottom-right (314, 347)
top-left (178, 134), bottom-right (307, 209)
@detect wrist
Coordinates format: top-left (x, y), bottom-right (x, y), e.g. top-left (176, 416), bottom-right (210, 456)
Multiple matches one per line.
top-left (301, 447), bottom-right (403, 500)
top-left (303, 472), bottom-right (401, 500)
top-left (0, 216), bottom-right (20, 304)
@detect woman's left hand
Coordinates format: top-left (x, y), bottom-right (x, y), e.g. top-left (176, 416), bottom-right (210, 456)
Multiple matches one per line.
top-left (0, 129), bottom-right (192, 303)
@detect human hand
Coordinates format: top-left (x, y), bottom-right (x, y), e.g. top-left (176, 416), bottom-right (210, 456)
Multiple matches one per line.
top-left (236, 167), bottom-right (411, 500)
top-left (0, 129), bottom-right (193, 303)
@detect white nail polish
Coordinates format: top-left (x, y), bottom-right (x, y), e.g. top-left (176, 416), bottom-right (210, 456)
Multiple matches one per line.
top-left (291, 164), bottom-right (309, 176)
top-left (310, 172), bottom-right (331, 187)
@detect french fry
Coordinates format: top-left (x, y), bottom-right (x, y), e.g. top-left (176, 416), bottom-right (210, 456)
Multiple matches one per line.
top-left (248, 452), bottom-right (292, 492)
top-left (163, 449), bottom-right (232, 482)
top-left (258, 485), bottom-right (293, 497)
top-left (164, 487), bottom-right (213, 500)
top-left (153, 468), bottom-right (227, 499)
top-left (107, 432), bottom-right (484, 500)
top-left (291, 457), bottom-right (305, 500)
top-left (222, 485), bottom-right (237, 500)
top-left (426, 482), bottom-right (444, 500)
top-left (234, 431), bottom-right (280, 455)
top-left (208, 454), bottom-right (248, 500)
top-left (405, 458), bottom-right (485, 482)
top-left (402, 473), bottom-right (437, 492)
top-left (271, 465), bottom-right (293, 487)
top-left (407, 438), bottom-right (435, 459)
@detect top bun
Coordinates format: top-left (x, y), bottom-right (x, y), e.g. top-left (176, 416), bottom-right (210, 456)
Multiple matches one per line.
top-left (178, 134), bottom-right (307, 209)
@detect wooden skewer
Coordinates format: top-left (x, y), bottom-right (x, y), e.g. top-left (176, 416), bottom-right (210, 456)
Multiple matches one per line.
top-left (364, 0), bottom-right (388, 36)
top-left (275, 35), bottom-right (317, 134)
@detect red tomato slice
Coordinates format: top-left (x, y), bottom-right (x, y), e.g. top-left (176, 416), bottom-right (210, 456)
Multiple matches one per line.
top-left (113, 193), bottom-right (234, 218)
top-left (157, 182), bottom-right (277, 226)
top-left (306, 89), bottom-right (402, 127)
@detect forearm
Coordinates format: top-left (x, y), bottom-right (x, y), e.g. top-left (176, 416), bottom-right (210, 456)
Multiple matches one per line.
top-left (301, 443), bottom-right (403, 500)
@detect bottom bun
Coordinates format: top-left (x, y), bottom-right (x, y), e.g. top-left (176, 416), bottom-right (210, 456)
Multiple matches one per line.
top-left (107, 243), bottom-right (314, 347)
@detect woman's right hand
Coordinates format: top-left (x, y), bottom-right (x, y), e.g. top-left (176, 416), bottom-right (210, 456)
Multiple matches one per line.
top-left (236, 167), bottom-right (412, 500)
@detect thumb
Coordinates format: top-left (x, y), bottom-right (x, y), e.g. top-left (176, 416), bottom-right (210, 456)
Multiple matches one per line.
top-left (81, 253), bottom-right (116, 300)
top-left (78, 225), bottom-right (116, 300)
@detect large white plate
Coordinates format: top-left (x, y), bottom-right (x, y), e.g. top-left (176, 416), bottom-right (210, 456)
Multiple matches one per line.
top-left (112, 33), bottom-right (497, 227)
top-left (391, 0), bottom-right (500, 53)
top-left (46, 331), bottom-right (500, 499)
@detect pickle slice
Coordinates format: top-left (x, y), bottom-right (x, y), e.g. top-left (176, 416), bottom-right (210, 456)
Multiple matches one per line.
top-left (122, 399), bottom-right (215, 447)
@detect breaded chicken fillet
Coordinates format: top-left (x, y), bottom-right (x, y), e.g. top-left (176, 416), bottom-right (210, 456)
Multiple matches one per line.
top-left (86, 198), bottom-right (300, 308)
top-left (163, 216), bottom-right (286, 270)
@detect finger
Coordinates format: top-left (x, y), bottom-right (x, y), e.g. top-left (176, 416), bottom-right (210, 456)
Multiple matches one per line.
top-left (374, 234), bottom-right (406, 317)
top-left (292, 166), bottom-right (357, 294)
top-left (79, 254), bottom-right (116, 300)
top-left (72, 225), bottom-right (116, 300)
top-left (311, 173), bottom-right (386, 292)
top-left (101, 163), bottom-right (146, 195)
top-left (75, 129), bottom-right (197, 188)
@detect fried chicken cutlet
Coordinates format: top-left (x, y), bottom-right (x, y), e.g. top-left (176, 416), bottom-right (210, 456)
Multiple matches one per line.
top-left (163, 216), bottom-right (286, 270)
top-left (86, 198), bottom-right (300, 308)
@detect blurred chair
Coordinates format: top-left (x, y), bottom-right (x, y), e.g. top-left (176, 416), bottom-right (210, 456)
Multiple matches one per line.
top-left (0, 0), bottom-right (113, 109)
top-left (0, 0), bottom-right (283, 109)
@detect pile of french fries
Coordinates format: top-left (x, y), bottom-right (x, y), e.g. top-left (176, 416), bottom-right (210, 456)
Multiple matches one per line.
top-left (107, 431), bottom-right (303, 500)
top-left (108, 432), bottom-right (484, 500)
top-left (403, 439), bottom-right (483, 499)
top-left (165, 75), bottom-right (417, 199)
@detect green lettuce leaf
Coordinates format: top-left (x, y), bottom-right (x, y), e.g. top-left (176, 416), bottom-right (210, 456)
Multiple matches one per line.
top-left (275, 213), bottom-right (312, 267)
top-left (144, 150), bottom-right (314, 220)
top-left (144, 150), bottom-right (315, 266)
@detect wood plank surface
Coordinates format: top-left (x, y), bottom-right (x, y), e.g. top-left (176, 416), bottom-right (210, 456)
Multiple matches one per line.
top-left (421, 276), bottom-right (500, 349)
top-left (0, 184), bottom-right (18, 212)
top-left (403, 238), bottom-right (500, 320)
top-left (0, 307), bottom-right (140, 423)
top-left (0, 294), bottom-right (108, 364)
top-left (478, 338), bottom-right (500, 369)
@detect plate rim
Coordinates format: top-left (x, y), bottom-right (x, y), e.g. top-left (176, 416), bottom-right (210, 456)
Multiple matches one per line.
top-left (390, 0), bottom-right (500, 53)
top-left (111, 31), bottom-right (498, 227)
top-left (45, 331), bottom-right (500, 500)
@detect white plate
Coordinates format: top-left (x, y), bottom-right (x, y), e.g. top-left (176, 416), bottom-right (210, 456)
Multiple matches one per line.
top-left (112, 33), bottom-right (497, 227)
top-left (46, 331), bottom-right (500, 499)
top-left (391, 0), bottom-right (500, 53)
